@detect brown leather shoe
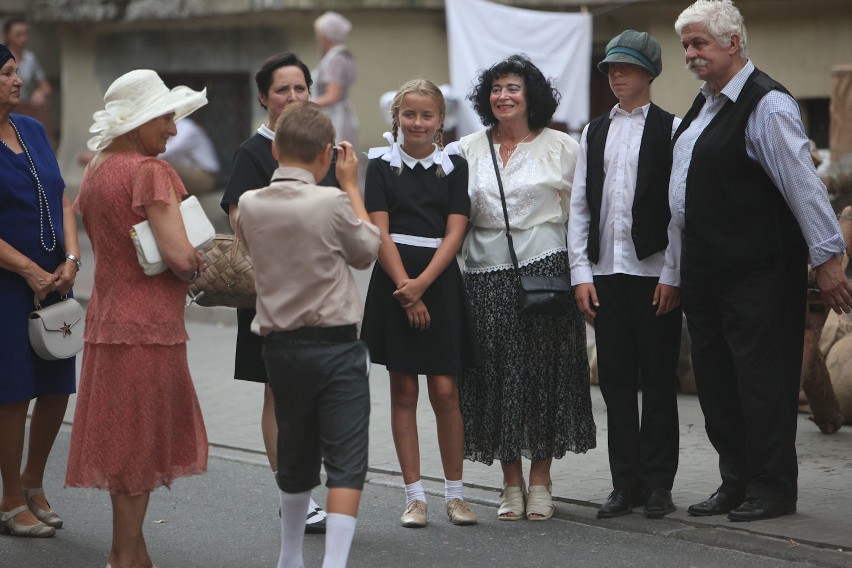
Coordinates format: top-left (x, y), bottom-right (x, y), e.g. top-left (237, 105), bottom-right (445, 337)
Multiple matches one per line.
top-left (400, 500), bottom-right (427, 528)
top-left (446, 498), bottom-right (478, 526)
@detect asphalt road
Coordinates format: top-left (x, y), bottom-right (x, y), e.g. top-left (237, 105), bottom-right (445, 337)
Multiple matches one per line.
top-left (2, 429), bottom-right (847, 568)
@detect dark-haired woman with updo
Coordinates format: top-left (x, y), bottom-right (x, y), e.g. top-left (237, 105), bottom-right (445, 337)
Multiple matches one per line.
top-left (457, 54), bottom-right (596, 522)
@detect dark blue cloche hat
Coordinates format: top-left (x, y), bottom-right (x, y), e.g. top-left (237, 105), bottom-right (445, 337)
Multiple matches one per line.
top-left (597, 30), bottom-right (662, 78)
top-left (0, 44), bottom-right (15, 68)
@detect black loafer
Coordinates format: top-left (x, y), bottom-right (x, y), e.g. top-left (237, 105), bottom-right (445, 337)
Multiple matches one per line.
top-left (644, 488), bottom-right (676, 518)
top-left (597, 489), bottom-right (634, 519)
top-left (727, 498), bottom-right (796, 522)
top-left (687, 491), bottom-right (744, 517)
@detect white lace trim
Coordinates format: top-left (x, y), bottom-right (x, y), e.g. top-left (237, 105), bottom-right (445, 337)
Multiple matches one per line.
top-left (463, 248), bottom-right (566, 274)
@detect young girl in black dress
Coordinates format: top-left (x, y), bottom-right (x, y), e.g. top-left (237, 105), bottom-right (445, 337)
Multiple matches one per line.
top-left (361, 79), bottom-right (479, 528)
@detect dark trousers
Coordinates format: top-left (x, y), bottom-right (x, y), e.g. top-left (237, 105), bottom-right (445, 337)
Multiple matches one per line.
top-left (263, 327), bottom-right (371, 493)
top-left (594, 274), bottom-right (682, 493)
top-left (681, 252), bottom-right (806, 503)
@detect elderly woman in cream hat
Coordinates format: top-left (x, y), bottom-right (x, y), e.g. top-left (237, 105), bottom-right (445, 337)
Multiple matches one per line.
top-left (313, 11), bottom-right (359, 147)
top-left (65, 69), bottom-right (209, 568)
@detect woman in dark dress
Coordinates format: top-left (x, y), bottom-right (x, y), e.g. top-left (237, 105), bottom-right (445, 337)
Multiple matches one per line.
top-left (219, 52), bottom-right (335, 533)
top-left (0, 45), bottom-right (79, 538)
top-left (361, 79), bottom-right (479, 528)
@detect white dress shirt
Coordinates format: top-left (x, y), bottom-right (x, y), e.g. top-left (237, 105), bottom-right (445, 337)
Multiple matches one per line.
top-left (568, 103), bottom-right (681, 286)
top-left (159, 118), bottom-right (220, 174)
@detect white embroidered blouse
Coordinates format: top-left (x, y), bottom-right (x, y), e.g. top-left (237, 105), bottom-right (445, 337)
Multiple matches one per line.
top-left (459, 127), bottom-right (579, 273)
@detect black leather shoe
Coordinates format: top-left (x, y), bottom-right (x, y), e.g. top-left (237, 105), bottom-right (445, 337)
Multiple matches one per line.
top-left (597, 489), bottom-right (634, 519)
top-left (727, 498), bottom-right (796, 522)
top-left (644, 488), bottom-right (676, 518)
top-left (687, 491), bottom-right (744, 517)
top-left (305, 507), bottom-right (327, 534)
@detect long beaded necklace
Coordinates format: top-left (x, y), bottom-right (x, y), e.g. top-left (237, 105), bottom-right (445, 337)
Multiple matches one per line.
top-left (0, 118), bottom-right (58, 252)
top-left (497, 128), bottom-right (532, 159)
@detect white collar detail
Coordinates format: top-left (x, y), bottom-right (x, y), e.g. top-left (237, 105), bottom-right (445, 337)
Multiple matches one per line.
top-left (366, 132), bottom-right (461, 174)
top-left (257, 124), bottom-right (275, 140)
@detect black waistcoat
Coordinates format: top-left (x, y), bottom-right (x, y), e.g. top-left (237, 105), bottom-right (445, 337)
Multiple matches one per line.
top-left (673, 68), bottom-right (806, 274)
top-left (585, 103), bottom-right (675, 264)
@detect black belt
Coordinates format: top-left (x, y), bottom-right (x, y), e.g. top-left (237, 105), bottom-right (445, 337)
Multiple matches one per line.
top-left (270, 324), bottom-right (357, 343)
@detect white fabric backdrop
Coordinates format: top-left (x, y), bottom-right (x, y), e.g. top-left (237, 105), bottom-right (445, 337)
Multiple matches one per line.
top-left (446, 0), bottom-right (592, 138)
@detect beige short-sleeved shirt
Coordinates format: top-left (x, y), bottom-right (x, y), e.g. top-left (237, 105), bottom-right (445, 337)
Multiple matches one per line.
top-left (235, 167), bottom-right (379, 334)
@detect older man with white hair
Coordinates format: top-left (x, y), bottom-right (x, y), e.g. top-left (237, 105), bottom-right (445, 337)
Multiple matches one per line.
top-left (670, 0), bottom-right (852, 522)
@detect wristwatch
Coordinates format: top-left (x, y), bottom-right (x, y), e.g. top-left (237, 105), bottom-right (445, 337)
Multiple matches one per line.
top-left (66, 253), bottom-right (82, 271)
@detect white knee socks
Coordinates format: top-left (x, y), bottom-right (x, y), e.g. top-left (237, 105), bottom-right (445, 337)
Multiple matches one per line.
top-left (321, 513), bottom-right (357, 568)
top-left (277, 490), bottom-right (310, 568)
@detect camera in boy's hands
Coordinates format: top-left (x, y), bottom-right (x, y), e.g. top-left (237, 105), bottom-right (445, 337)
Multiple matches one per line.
top-left (334, 140), bottom-right (358, 187)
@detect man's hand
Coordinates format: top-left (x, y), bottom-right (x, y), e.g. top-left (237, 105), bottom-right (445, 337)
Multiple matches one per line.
top-left (653, 283), bottom-right (681, 316)
top-left (574, 283), bottom-right (598, 318)
top-left (815, 256), bottom-right (852, 314)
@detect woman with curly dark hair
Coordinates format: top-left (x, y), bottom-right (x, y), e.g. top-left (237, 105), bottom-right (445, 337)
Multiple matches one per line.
top-left (457, 54), bottom-right (596, 522)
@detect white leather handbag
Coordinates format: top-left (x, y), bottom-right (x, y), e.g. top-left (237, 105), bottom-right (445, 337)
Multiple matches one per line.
top-left (129, 195), bottom-right (215, 276)
top-left (28, 295), bottom-right (84, 360)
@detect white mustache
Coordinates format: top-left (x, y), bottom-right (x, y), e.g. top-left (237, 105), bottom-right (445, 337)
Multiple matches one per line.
top-left (687, 58), bottom-right (709, 71)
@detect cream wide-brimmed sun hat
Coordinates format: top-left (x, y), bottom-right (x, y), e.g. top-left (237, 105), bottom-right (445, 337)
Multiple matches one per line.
top-left (87, 69), bottom-right (208, 151)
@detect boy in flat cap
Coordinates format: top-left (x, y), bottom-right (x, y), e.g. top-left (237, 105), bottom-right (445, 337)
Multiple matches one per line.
top-left (567, 29), bottom-right (682, 519)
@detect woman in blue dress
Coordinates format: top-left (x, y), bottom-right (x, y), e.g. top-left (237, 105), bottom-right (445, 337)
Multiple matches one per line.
top-left (0, 45), bottom-right (80, 538)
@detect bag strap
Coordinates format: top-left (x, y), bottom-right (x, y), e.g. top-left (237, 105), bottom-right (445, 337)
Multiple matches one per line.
top-left (486, 129), bottom-right (521, 274)
top-left (229, 232), bottom-right (243, 264)
top-left (32, 292), bottom-right (68, 311)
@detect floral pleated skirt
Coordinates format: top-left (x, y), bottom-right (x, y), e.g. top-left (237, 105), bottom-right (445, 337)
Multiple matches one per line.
top-left (459, 252), bottom-right (596, 465)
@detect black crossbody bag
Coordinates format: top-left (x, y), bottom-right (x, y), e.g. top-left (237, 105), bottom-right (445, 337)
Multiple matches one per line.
top-left (486, 129), bottom-right (573, 316)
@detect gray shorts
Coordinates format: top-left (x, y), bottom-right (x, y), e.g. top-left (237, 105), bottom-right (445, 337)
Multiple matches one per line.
top-left (263, 326), bottom-right (371, 493)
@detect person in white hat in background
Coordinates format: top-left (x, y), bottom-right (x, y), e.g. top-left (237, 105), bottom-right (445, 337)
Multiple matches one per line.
top-left (312, 11), bottom-right (358, 149)
top-left (568, 30), bottom-right (683, 520)
top-left (65, 69), bottom-right (209, 568)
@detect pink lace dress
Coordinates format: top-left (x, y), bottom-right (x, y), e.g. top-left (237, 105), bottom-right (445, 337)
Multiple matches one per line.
top-left (65, 152), bottom-right (207, 495)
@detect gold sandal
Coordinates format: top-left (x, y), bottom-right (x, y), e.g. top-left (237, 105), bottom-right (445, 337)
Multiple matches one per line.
top-left (526, 483), bottom-right (554, 521)
top-left (498, 481), bottom-right (526, 521)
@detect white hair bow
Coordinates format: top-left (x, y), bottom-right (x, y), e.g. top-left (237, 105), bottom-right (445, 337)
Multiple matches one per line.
top-left (366, 131), bottom-right (402, 168)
